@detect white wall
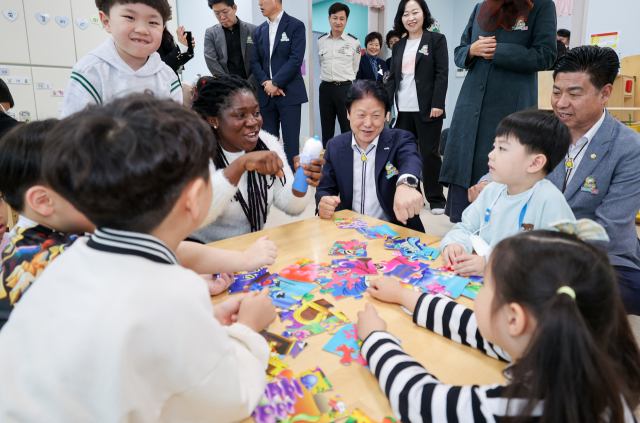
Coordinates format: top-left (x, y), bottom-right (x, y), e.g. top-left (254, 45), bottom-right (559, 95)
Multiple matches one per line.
top-left (176, 0), bottom-right (253, 84)
top-left (583, 0), bottom-right (640, 59)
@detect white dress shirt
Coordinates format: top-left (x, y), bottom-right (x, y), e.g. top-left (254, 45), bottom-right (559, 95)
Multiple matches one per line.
top-left (565, 109), bottom-right (606, 184)
top-left (351, 135), bottom-right (387, 221)
top-left (268, 10), bottom-right (284, 78)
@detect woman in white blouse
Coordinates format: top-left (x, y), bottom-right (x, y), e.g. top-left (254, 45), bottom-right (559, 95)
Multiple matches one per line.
top-left (190, 74), bottom-right (325, 243)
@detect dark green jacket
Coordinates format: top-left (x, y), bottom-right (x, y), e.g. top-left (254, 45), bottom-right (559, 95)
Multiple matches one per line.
top-left (440, 0), bottom-right (557, 188)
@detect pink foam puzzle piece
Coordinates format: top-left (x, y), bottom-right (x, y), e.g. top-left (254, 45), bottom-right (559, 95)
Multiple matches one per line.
top-left (335, 344), bottom-right (368, 366)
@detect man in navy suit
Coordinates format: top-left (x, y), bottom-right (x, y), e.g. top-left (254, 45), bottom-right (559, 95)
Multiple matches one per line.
top-left (316, 81), bottom-right (425, 232)
top-left (250, 0), bottom-right (308, 170)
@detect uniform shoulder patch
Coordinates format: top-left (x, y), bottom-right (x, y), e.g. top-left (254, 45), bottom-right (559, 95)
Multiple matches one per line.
top-left (346, 33), bottom-right (358, 41)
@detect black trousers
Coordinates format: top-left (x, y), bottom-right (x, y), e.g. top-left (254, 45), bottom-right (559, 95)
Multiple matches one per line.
top-left (615, 265), bottom-right (640, 315)
top-left (444, 184), bottom-right (470, 223)
top-left (319, 82), bottom-right (351, 147)
top-left (395, 112), bottom-right (446, 208)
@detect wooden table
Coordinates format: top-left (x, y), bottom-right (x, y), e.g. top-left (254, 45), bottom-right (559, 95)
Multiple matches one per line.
top-left (209, 210), bottom-right (507, 421)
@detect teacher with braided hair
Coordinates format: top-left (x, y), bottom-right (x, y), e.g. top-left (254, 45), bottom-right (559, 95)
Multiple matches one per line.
top-left (190, 74), bottom-right (325, 243)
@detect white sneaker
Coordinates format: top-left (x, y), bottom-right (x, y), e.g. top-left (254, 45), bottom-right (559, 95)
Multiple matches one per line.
top-left (431, 208), bottom-right (445, 215)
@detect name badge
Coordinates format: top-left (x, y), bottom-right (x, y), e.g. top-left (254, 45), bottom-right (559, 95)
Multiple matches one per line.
top-left (513, 19), bottom-right (529, 31)
top-left (419, 45), bottom-right (429, 55)
top-left (581, 175), bottom-right (598, 194)
top-left (280, 32), bottom-right (290, 42)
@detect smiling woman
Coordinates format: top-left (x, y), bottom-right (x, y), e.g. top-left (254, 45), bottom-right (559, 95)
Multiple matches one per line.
top-left (190, 74), bottom-right (326, 243)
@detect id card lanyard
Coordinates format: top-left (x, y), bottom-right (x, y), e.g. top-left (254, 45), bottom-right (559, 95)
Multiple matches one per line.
top-left (470, 181), bottom-right (541, 256)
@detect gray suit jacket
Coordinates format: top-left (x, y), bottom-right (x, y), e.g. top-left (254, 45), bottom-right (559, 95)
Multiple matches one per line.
top-left (548, 111), bottom-right (640, 270)
top-left (204, 18), bottom-right (257, 87)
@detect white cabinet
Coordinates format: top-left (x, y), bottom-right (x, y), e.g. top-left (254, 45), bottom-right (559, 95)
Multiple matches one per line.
top-left (31, 67), bottom-right (72, 119)
top-left (23, 0), bottom-right (77, 67)
top-left (0, 65), bottom-right (37, 121)
top-left (69, 0), bottom-right (111, 61)
top-left (0, 0), bottom-right (31, 65)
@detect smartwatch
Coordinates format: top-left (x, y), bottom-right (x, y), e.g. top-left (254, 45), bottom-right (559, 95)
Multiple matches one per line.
top-left (396, 175), bottom-right (419, 188)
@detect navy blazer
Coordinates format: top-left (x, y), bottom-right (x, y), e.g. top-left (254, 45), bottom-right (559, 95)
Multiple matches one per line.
top-left (316, 128), bottom-right (425, 232)
top-left (249, 12), bottom-right (309, 107)
top-left (547, 111), bottom-right (640, 271)
top-left (356, 54), bottom-right (388, 82)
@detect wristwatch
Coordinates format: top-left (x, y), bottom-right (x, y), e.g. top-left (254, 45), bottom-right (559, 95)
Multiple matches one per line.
top-left (271, 80), bottom-right (278, 87)
top-left (396, 175), bottom-right (419, 188)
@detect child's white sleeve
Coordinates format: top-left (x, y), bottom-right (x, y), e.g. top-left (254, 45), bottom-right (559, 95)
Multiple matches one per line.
top-left (61, 69), bottom-right (103, 118)
top-left (198, 163), bottom-right (240, 229)
top-left (539, 185), bottom-right (576, 229)
top-left (440, 192), bottom-right (487, 254)
top-left (169, 78), bottom-right (184, 105)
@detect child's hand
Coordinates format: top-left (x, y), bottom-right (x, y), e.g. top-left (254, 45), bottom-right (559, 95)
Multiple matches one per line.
top-left (357, 303), bottom-right (387, 341)
top-left (243, 236), bottom-right (278, 269)
top-left (214, 294), bottom-right (246, 326)
top-left (443, 243), bottom-right (465, 267)
top-left (367, 276), bottom-right (405, 305)
top-left (451, 254), bottom-right (486, 277)
top-left (203, 273), bottom-right (234, 296)
top-left (237, 288), bottom-right (277, 332)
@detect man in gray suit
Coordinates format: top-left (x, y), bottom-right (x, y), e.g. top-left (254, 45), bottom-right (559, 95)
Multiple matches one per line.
top-left (204, 0), bottom-right (257, 88)
top-left (548, 46), bottom-right (640, 314)
top-left (468, 46), bottom-right (640, 314)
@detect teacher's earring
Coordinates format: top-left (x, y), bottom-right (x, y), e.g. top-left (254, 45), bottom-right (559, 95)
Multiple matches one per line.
top-left (213, 126), bottom-right (217, 129)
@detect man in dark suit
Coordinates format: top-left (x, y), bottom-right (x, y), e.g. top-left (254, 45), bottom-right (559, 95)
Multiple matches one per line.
top-left (316, 81), bottom-right (425, 232)
top-left (204, 0), bottom-right (257, 88)
top-left (250, 0), bottom-right (308, 170)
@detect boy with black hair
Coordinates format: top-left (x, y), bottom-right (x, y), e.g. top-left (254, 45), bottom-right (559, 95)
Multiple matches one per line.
top-left (61, 0), bottom-right (182, 118)
top-left (0, 79), bottom-right (20, 137)
top-left (441, 110), bottom-right (576, 276)
top-left (0, 94), bottom-right (276, 421)
top-left (557, 28), bottom-right (571, 48)
top-left (0, 117), bottom-right (278, 328)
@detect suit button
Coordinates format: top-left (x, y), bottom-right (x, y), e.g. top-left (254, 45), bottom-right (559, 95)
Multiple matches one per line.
top-left (416, 79), bottom-right (420, 84)
top-left (480, 84), bottom-right (484, 90)
top-left (474, 111), bottom-right (479, 117)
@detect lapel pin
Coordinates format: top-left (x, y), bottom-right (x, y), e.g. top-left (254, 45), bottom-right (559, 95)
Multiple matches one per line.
top-left (590, 154), bottom-right (596, 159)
top-left (384, 147), bottom-right (390, 150)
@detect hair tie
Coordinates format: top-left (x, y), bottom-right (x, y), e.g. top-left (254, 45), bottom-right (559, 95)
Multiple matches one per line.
top-left (548, 218), bottom-right (610, 242)
top-left (557, 286), bottom-right (576, 299)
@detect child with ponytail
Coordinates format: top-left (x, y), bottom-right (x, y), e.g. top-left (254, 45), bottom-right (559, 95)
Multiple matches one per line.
top-left (357, 226), bottom-right (640, 423)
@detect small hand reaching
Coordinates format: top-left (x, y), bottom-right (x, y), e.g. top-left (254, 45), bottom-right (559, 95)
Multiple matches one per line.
top-left (243, 236), bottom-right (277, 269)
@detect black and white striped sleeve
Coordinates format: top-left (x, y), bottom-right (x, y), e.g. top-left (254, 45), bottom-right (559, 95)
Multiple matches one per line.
top-left (413, 293), bottom-right (511, 362)
top-left (361, 331), bottom-right (511, 423)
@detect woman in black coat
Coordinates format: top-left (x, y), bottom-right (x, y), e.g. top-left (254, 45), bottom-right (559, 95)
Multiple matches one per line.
top-left (356, 32), bottom-right (388, 83)
top-left (439, 0), bottom-right (557, 222)
top-left (386, 0), bottom-right (449, 214)
top-left (157, 25), bottom-right (195, 78)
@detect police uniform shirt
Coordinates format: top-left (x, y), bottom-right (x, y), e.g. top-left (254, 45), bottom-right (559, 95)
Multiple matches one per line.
top-left (318, 32), bottom-right (361, 82)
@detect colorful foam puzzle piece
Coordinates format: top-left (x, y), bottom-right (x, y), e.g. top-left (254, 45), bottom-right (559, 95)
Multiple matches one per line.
top-left (462, 281), bottom-right (483, 299)
top-left (268, 277), bottom-right (316, 310)
top-left (356, 224), bottom-right (399, 239)
top-left (278, 259), bottom-right (332, 283)
top-left (345, 409), bottom-right (398, 423)
top-left (400, 237), bottom-right (440, 261)
top-left (329, 240), bottom-right (368, 257)
top-left (228, 270), bottom-right (277, 294)
top-left (279, 299), bottom-right (350, 340)
top-left (377, 256), bottom-right (430, 279)
top-left (383, 236), bottom-right (411, 250)
top-left (320, 273), bottom-right (370, 300)
top-left (322, 323), bottom-right (369, 369)
top-left (334, 217), bottom-right (368, 229)
top-left (402, 266), bottom-right (478, 299)
top-left (331, 257), bottom-right (378, 276)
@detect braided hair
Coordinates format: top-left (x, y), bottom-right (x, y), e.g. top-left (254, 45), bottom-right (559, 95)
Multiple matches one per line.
top-left (192, 74), bottom-right (284, 232)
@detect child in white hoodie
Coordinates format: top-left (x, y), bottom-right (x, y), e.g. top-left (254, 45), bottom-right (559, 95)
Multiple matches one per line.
top-left (61, 0), bottom-right (182, 118)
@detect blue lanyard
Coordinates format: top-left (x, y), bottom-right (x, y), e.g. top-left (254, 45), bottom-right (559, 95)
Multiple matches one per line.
top-left (484, 181), bottom-right (541, 231)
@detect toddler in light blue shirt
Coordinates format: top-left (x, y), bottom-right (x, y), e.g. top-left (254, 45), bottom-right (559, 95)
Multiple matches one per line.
top-left (441, 110), bottom-right (575, 276)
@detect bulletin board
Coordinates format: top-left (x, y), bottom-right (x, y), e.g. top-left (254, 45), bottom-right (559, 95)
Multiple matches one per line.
top-left (0, 0), bottom-right (177, 120)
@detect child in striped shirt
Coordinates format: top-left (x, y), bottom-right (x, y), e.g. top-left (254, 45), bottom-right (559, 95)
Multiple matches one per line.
top-left (358, 228), bottom-right (640, 423)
